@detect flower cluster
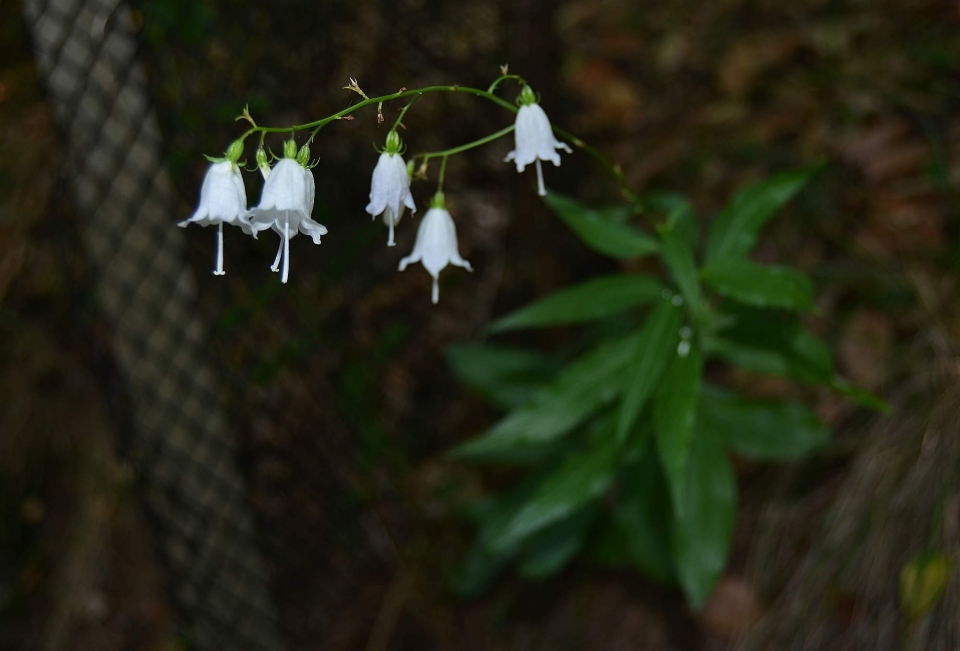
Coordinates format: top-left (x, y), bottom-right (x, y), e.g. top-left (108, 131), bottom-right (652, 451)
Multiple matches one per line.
top-left (179, 138), bottom-right (325, 284)
top-left (180, 82), bottom-right (569, 302)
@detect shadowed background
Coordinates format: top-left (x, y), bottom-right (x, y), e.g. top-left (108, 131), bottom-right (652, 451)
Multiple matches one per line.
top-left (2, 0), bottom-right (959, 650)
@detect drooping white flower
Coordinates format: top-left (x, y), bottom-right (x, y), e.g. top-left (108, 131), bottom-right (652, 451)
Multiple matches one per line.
top-left (504, 85), bottom-right (572, 197)
top-left (178, 140), bottom-right (250, 276)
top-left (248, 140), bottom-right (328, 284)
top-left (398, 193), bottom-right (472, 304)
top-left (366, 130), bottom-right (416, 247)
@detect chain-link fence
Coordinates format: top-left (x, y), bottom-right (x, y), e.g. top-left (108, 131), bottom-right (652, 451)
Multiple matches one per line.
top-left (22, 1), bottom-right (283, 648)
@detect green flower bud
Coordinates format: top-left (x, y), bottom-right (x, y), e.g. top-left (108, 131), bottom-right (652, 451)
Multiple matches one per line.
top-left (283, 138), bottom-right (297, 159)
top-left (430, 191), bottom-right (445, 209)
top-left (406, 159), bottom-right (415, 179)
top-left (297, 143), bottom-right (311, 166)
top-left (225, 139), bottom-right (245, 164)
top-left (518, 84), bottom-right (537, 106)
top-left (255, 146), bottom-right (269, 168)
top-left (385, 130), bottom-right (402, 155)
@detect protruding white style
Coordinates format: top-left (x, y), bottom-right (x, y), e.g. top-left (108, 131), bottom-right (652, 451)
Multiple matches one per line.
top-left (504, 88), bottom-right (572, 196)
top-left (248, 150), bottom-right (327, 284)
top-left (398, 202), bottom-right (472, 304)
top-left (178, 159), bottom-right (249, 276)
top-left (366, 152), bottom-right (416, 247)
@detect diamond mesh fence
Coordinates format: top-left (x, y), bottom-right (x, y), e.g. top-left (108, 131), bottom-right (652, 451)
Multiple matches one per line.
top-left (21, 1), bottom-right (283, 649)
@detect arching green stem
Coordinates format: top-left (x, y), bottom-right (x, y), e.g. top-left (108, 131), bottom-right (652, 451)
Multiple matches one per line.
top-left (415, 125), bottom-right (516, 162)
top-left (438, 156), bottom-right (448, 192)
top-left (487, 74), bottom-right (526, 94)
top-left (238, 85), bottom-right (517, 142)
top-left (392, 96), bottom-right (420, 131)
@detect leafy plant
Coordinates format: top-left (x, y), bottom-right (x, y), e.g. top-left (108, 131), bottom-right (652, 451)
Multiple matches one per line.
top-left (448, 167), bottom-right (882, 608)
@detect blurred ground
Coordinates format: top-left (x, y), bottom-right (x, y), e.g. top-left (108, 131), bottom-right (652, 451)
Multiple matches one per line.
top-left (2, 0), bottom-right (960, 649)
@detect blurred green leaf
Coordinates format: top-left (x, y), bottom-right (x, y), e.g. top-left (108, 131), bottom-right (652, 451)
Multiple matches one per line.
top-left (452, 476), bottom-right (543, 596)
top-left (705, 307), bottom-right (833, 384)
top-left (486, 425), bottom-right (619, 553)
top-left (452, 333), bottom-right (639, 460)
top-left (516, 507), bottom-right (597, 580)
top-left (618, 299), bottom-right (683, 442)
top-left (655, 340), bottom-right (703, 515)
top-left (643, 192), bottom-right (697, 250)
top-left (830, 376), bottom-right (891, 413)
top-left (612, 452), bottom-right (676, 583)
top-left (446, 343), bottom-right (556, 409)
top-left (700, 386), bottom-right (829, 460)
top-left (658, 215), bottom-right (706, 319)
top-left (490, 275), bottom-right (664, 332)
top-left (900, 553), bottom-right (953, 621)
top-left (701, 261), bottom-right (813, 311)
top-left (672, 418), bottom-right (737, 610)
top-left (544, 192), bottom-right (659, 259)
top-left (705, 166), bottom-right (817, 264)
top-left (452, 539), bottom-right (514, 598)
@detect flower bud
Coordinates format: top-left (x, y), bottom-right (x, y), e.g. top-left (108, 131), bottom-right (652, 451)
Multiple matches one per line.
top-left (519, 84), bottom-right (537, 106)
top-left (406, 159), bottom-right (415, 179)
top-left (385, 130), bottom-right (402, 155)
top-left (225, 139), bottom-right (245, 164)
top-left (283, 138), bottom-right (298, 159)
top-left (297, 143), bottom-right (311, 166)
top-left (256, 146), bottom-right (271, 180)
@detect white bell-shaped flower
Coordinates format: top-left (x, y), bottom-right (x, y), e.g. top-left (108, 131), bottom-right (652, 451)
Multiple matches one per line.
top-left (178, 140), bottom-right (250, 276)
top-left (398, 193), bottom-right (472, 304)
top-left (366, 131), bottom-right (416, 247)
top-left (248, 140), bottom-right (328, 284)
top-left (504, 85), bottom-right (572, 197)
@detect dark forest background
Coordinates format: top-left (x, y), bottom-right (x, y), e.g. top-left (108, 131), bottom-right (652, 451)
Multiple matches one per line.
top-left (2, 0), bottom-right (959, 649)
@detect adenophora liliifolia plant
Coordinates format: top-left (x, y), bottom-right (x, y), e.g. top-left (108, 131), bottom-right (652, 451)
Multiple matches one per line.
top-left (180, 68), bottom-right (885, 609)
top-left (180, 71), bottom-right (585, 296)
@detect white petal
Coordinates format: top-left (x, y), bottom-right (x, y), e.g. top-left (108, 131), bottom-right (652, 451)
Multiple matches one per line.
top-left (365, 152), bottom-right (393, 218)
top-left (299, 216), bottom-right (328, 244)
top-left (182, 161), bottom-right (248, 227)
top-left (252, 159), bottom-right (308, 227)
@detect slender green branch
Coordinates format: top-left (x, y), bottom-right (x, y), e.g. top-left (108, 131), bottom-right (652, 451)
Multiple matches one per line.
top-left (238, 85), bottom-right (518, 141)
top-left (552, 125), bottom-right (639, 206)
top-left (392, 96), bottom-right (420, 131)
top-left (438, 156), bottom-right (448, 191)
top-left (415, 125), bottom-right (516, 162)
top-left (241, 81), bottom-right (639, 209)
top-left (487, 74), bottom-right (526, 94)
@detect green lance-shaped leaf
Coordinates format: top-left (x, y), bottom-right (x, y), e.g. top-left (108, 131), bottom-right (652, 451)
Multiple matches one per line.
top-left (671, 418), bottom-right (737, 610)
top-left (654, 339), bottom-right (704, 515)
top-left (544, 191), bottom-right (660, 259)
top-left (446, 343), bottom-right (557, 409)
top-left (704, 307), bottom-right (833, 384)
top-left (617, 299), bottom-right (683, 442)
top-left (490, 274), bottom-right (664, 333)
top-left (699, 386), bottom-right (829, 460)
top-left (451, 538), bottom-right (514, 598)
top-left (658, 212), bottom-right (706, 319)
top-left (452, 332), bottom-right (639, 460)
top-left (452, 478), bottom-right (542, 597)
top-left (611, 451), bottom-right (676, 583)
top-left (516, 507), bottom-right (597, 580)
top-left (700, 260), bottom-right (814, 311)
top-left (705, 166), bottom-right (817, 265)
top-left (486, 425), bottom-right (620, 553)
top-left (642, 192), bottom-right (698, 250)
